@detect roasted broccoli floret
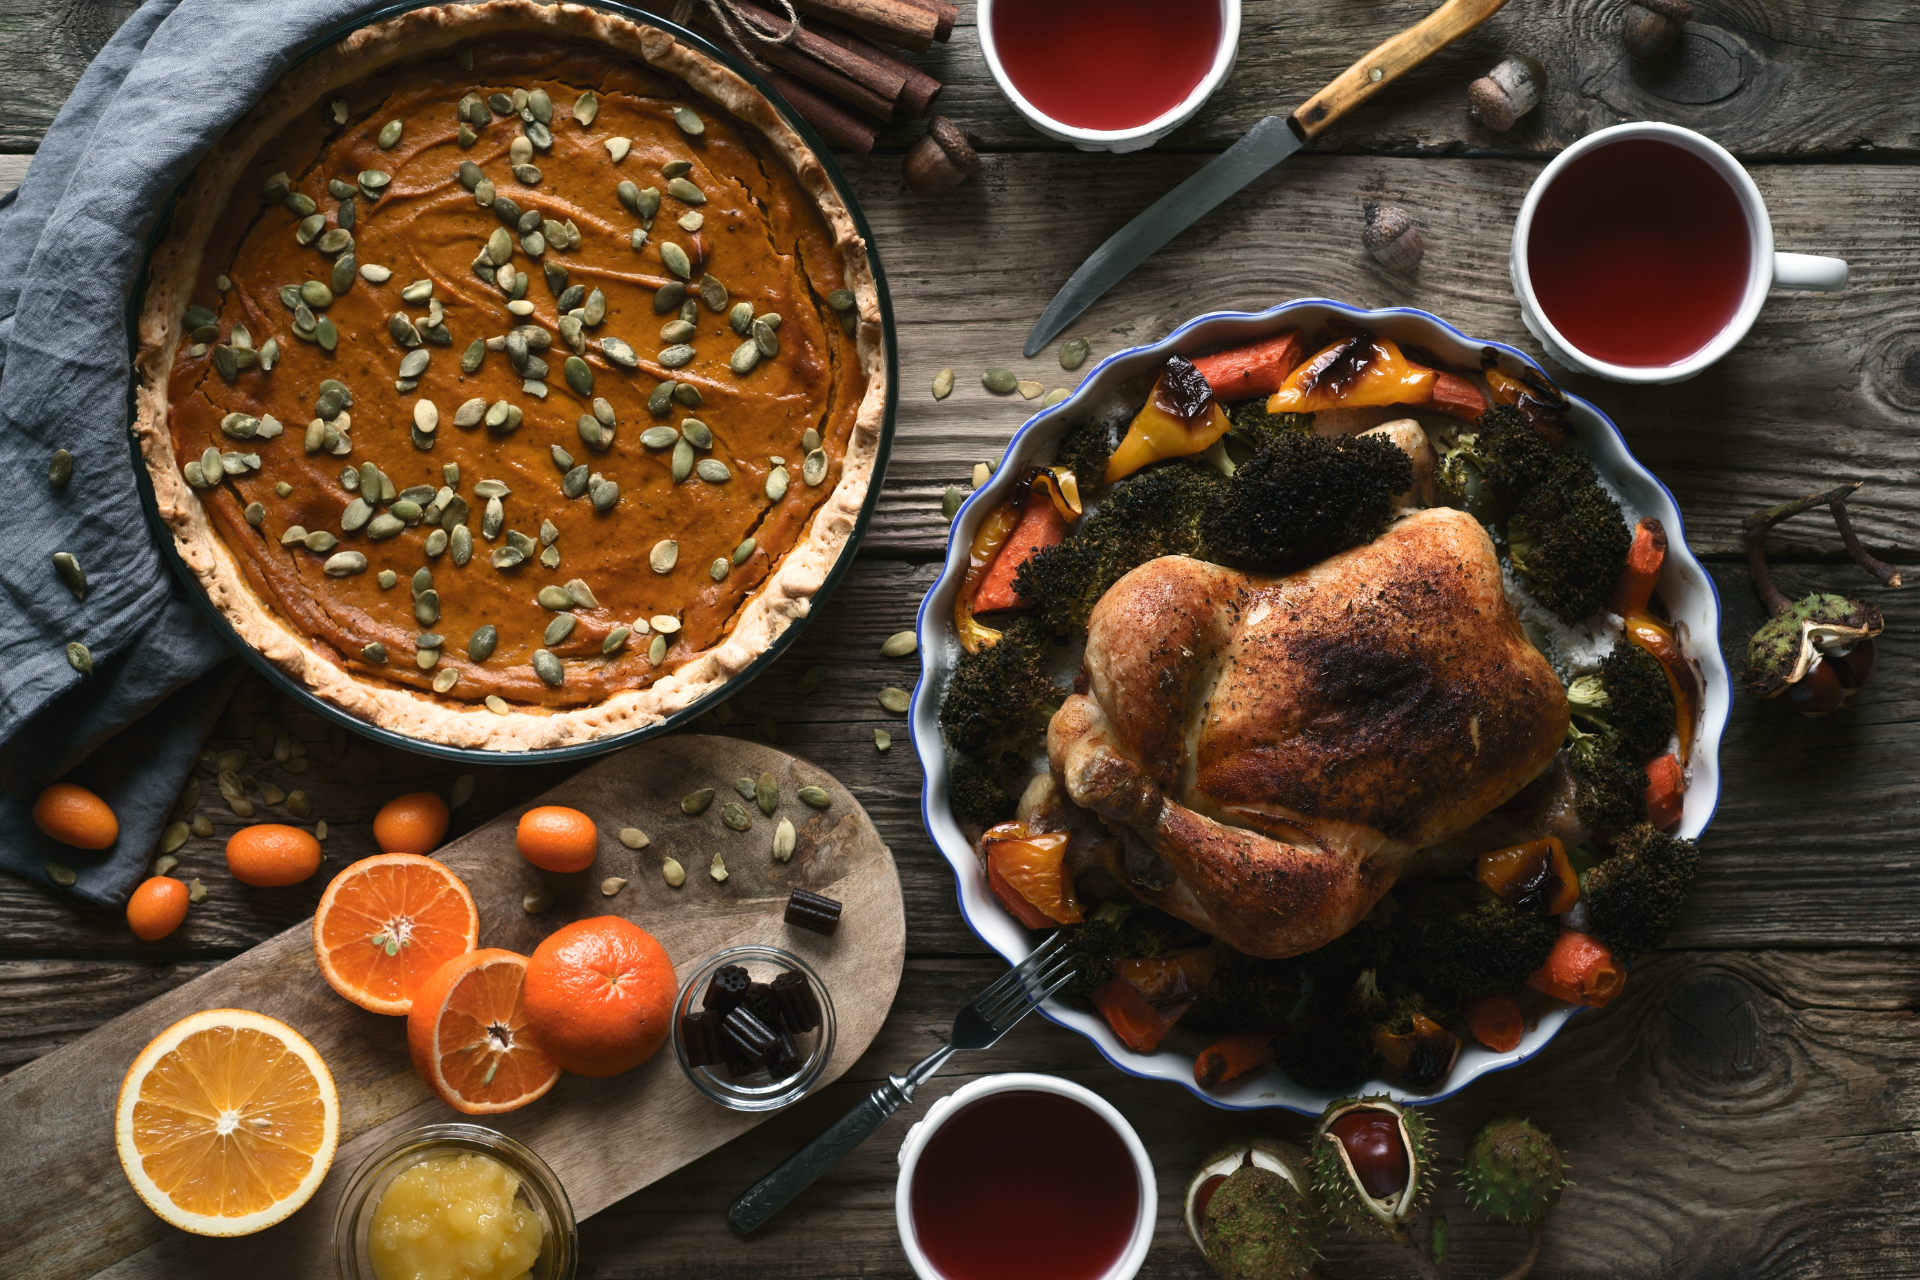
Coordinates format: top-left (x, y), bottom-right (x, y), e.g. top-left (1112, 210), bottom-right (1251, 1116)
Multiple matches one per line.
top-left (1055, 901), bottom-right (1202, 1001)
top-left (1199, 431), bottom-right (1412, 573)
top-left (948, 757), bottom-right (1014, 829)
top-left (1296, 896), bottom-right (1399, 982)
top-left (1013, 461), bottom-right (1229, 633)
top-left (1052, 416), bottom-right (1122, 497)
top-left (1437, 404), bottom-right (1567, 521)
top-left (939, 615), bottom-right (1059, 757)
top-left (1570, 736), bottom-right (1648, 833)
top-left (1591, 643), bottom-right (1677, 763)
top-left (1225, 400), bottom-right (1313, 452)
top-left (1506, 476), bottom-right (1632, 624)
top-left (1276, 979), bottom-right (1380, 1092)
top-left (1183, 947), bottom-right (1302, 1036)
top-left (1397, 880), bottom-right (1559, 998)
top-left (1581, 823), bottom-right (1699, 962)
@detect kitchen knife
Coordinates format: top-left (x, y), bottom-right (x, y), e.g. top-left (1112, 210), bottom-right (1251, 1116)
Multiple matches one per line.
top-left (1024, 0), bottom-right (1512, 358)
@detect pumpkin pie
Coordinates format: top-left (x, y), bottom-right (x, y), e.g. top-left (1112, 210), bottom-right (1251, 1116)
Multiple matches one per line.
top-left (134, 0), bottom-right (885, 751)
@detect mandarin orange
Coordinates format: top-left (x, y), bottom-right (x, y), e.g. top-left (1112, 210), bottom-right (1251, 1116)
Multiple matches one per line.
top-left (522, 917), bottom-right (677, 1078)
top-left (515, 806), bottom-right (598, 873)
top-left (408, 949), bottom-right (559, 1114)
top-left (225, 824), bottom-right (323, 887)
top-left (372, 792), bottom-right (451, 855)
top-left (127, 876), bottom-right (190, 941)
top-left (31, 782), bottom-right (118, 850)
top-left (312, 853), bottom-right (479, 1016)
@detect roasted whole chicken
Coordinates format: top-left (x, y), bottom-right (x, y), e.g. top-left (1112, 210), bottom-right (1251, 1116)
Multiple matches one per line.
top-left (1049, 506), bottom-right (1568, 958)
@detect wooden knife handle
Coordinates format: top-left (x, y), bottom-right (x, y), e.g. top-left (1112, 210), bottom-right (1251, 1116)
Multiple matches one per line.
top-left (1288, 0), bottom-right (1512, 139)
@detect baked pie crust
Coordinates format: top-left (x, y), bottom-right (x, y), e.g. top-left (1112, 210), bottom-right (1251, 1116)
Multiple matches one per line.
top-left (134, 0), bottom-right (885, 751)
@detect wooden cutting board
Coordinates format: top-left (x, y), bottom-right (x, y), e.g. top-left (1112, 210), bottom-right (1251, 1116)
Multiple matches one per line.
top-left (0, 736), bottom-right (903, 1280)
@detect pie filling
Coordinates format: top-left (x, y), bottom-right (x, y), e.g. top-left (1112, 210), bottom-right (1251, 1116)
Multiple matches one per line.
top-left (166, 37), bottom-right (867, 708)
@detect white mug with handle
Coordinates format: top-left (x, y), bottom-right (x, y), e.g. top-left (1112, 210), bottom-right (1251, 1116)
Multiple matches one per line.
top-left (1511, 121), bottom-right (1848, 385)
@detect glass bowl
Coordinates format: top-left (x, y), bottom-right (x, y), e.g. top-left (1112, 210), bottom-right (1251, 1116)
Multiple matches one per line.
top-left (332, 1123), bottom-right (577, 1280)
top-left (671, 944), bottom-right (837, 1112)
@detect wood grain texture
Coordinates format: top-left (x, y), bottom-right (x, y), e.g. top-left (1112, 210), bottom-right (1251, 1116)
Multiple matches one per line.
top-left (0, 0), bottom-right (139, 152)
top-left (0, 738), bottom-right (903, 1280)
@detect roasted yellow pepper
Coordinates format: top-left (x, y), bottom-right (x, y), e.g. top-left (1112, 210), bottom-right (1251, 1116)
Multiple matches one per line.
top-left (1265, 334), bottom-right (1436, 414)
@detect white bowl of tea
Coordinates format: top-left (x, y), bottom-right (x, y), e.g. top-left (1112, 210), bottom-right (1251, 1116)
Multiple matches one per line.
top-left (896, 1073), bottom-right (1155, 1280)
top-left (979, 0), bottom-right (1241, 153)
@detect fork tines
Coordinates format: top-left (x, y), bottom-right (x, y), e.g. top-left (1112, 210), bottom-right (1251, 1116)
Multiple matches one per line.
top-left (976, 932), bottom-right (1079, 1031)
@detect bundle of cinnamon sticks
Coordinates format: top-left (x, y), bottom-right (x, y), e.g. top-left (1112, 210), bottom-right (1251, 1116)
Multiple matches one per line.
top-left (658, 0), bottom-right (955, 153)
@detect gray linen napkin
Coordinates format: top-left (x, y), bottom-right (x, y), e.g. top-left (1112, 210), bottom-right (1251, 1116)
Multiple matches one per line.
top-left (0, 0), bottom-right (389, 906)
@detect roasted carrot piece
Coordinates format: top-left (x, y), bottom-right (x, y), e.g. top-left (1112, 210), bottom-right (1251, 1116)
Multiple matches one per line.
top-left (1526, 930), bottom-right (1625, 1008)
top-left (1090, 977), bottom-right (1172, 1053)
top-left (1194, 1029), bottom-right (1279, 1089)
top-left (1462, 993), bottom-right (1525, 1053)
top-left (972, 497), bottom-right (1070, 613)
top-left (1190, 331), bottom-right (1304, 400)
top-left (1608, 517), bottom-right (1669, 617)
top-left (1645, 753), bottom-right (1685, 830)
top-left (1428, 371), bottom-right (1490, 421)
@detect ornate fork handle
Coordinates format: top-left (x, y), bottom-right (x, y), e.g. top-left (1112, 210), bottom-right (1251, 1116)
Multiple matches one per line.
top-left (726, 1044), bottom-right (954, 1235)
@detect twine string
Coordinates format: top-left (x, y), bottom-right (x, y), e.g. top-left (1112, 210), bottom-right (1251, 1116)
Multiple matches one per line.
top-left (669, 0), bottom-right (804, 73)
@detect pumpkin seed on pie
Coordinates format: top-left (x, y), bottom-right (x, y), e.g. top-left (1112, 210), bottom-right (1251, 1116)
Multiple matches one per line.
top-left (139, 5), bottom-right (881, 751)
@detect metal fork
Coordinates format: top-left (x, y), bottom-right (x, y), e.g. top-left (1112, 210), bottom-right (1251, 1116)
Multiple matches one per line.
top-left (726, 932), bottom-right (1080, 1234)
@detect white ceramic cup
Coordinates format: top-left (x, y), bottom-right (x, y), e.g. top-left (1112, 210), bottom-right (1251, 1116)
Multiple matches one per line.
top-left (895, 1073), bottom-right (1157, 1280)
top-left (1511, 121), bottom-right (1848, 385)
top-left (976, 0), bottom-right (1241, 153)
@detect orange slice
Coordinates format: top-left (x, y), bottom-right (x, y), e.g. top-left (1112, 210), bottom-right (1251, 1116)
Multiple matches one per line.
top-left (313, 853), bottom-right (480, 1016)
top-left (114, 1008), bottom-right (339, 1236)
top-left (408, 949), bottom-right (560, 1115)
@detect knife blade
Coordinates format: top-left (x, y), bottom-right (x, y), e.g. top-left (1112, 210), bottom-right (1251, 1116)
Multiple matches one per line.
top-left (1024, 0), bottom-right (1512, 358)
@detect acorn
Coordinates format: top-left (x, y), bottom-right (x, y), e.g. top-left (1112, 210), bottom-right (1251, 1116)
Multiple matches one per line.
top-left (1459, 1119), bottom-right (1567, 1222)
top-left (1467, 55), bottom-right (1546, 133)
top-left (1743, 482), bottom-right (1898, 717)
top-left (1307, 1096), bottom-right (1436, 1234)
top-left (1623, 0), bottom-right (1692, 61)
top-left (904, 116), bottom-right (981, 197)
top-left (1361, 203), bottom-right (1423, 272)
top-left (1186, 1138), bottom-right (1323, 1280)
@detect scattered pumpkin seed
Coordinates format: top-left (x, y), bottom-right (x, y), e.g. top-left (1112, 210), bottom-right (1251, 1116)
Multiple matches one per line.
top-left (721, 802), bottom-right (751, 831)
top-left (661, 857), bottom-right (686, 887)
top-left (191, 814), bottom-right (214, 837)
top-left (731, 538), bottom-right (756, 567)
top-left (803, 449), bottom-right (828, 487)
top-left (798, 785), bottom-right (832, 809)
top-left (696, 458), bottom-right (731, 484)
top-left (597, 875), bottom-right (627, 898)
top-left (681, 418), bottom-right (713, 448)
top-left (735, 776), bottom-right (758, 801)
top-left (668, 176), bottom-right (706, 205)
top-left (606, 135), bottom-right (630, 161)
top-left (543, 614), bottom-right (575, 646)
top-left (468, 625), bottom-right (498, 662)
top-left (532, 649), bottom-right (564, 686)
top-left (753, 319), bottom-right (779, 358)
top-left (878, 686), bottom-right (912, 713)
top-left (983, 368), bottom-right (1017, 394)
top-left (648, 633), bottom-right (668, 664)
top-left (376, 570), bottom-right (397, 589)
top-left (931, 367), bottom-right (956, 400)
top-left (65, 641), bottom-right (92, 674)
top-left (1017, 379), bottom-right (1044, 400)
top-left (755, 772), bottom-right (779, 815)
top-left (523, 889), bottom-right (554, 914)
top-left (600, 337), bottom-right (638, 368)
top-left (672, 106), bottom-right (705, 135)
top-left (682, 787), bottom-right (715, 815)
top-left (764, 465), bottom-right (790, 502)
top-left (881, 631), bottom-right (918, 658)
top-left (1041, 387), bottom-right (1072, 408)
top-left (730, 340), bottom-right (761, 375)
top-left (564, 356), bottom-right (593, 395)
top-left (942, 485), bottom-right (963, 519)
top-left (538, 585), bottom-right (574, 610)
top-left (483, 694), bottom-right (510, 716)
top-left (650, 539), bottom-right (679, 573)
top-left (378, 118), bottom-right (403, 148)
top-left (244, 501), bottom-right (265, 526)
top-left (874, 728), bottom-right (891, 752)
top-left (324, 551), bottom-right (367, 576)
top-left (659, 343), bottom-right (696, 368)
top-left (602, 625), bottom-right (631, 654)
top-left (1059, 336), bottom-right (1092, 370)
top-left (52, 551), bottom-right (86, 599)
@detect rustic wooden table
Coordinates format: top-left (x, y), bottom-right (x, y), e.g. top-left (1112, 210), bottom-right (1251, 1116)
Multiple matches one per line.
top-left (4, 2), bottom-right (1917, 1276)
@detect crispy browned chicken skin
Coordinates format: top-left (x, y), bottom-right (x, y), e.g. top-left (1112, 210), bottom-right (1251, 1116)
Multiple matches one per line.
top-left (1049, 506), bottom-right (1568, 958)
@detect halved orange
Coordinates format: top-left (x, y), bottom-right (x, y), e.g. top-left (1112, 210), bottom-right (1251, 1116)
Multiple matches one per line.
top-left (407, 949), bottom-right (560, 1115)
top-left (114, 1008), bottom-right (339, 1236)
top-left (313, 853), bottom-right (479, 1016)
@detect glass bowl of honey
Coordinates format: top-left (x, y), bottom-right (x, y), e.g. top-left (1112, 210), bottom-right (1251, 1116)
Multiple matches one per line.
top-left (671, 944), bottom-right (837, 1112)
top-left (332, 1123), bottom-right (576, 1280)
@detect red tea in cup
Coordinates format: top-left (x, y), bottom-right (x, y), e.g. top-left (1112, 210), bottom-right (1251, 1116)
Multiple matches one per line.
top-left (1525, 137), bottom-right (1752, 368)
top-left (989, 0), bottom-right (1224, 132)
top-left (907, 1089), bottom-right (1140, 1280)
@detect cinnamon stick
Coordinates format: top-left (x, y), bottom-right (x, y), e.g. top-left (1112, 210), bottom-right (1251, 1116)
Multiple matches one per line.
top-left (791, 0), bottom-right (938, 54)
top-left (767, 74), bottom-right (879, 153)
top-left (689, 11), bottom-right (895, 120)
top-left (897, 0), bottom-right (956, 42)
top-left (734, 1), bottom-right (908, 104)
top-left (809, 19), bottom-right (942, 117)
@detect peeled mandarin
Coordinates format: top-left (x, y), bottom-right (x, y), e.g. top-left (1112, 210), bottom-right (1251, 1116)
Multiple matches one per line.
top-left (372, 792), bottom-right (451, 855)
top-left (32, 782), bottom-right (118, 850)
top-left (127, 876), bottom-right (190, 941)
top-left (226, 824), bottom-right (323, 887)
top-left (516, 806), bottom-right (598, 873)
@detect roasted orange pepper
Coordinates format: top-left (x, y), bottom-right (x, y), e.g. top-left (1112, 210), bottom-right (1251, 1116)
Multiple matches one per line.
top-left (1485, 367), bottom-right (1530, 406)
top-left (1476, 836), bottom-right (1579, 915)
top-left (1265, 334), bottom-right (1436, 415)
top-left (981, 822), bottom-right (1081, 925)
top-left (1622, 612), bottom-right (1700, 761)
top-left (1113, 946), bottom-right (1216, 1005)
top-left (1090, 977), bottom-right (1171, 1052)
top-left (1105, 358), bottom-right (1232, 484)
top-left (953, 500), bottom-right (1023, 654)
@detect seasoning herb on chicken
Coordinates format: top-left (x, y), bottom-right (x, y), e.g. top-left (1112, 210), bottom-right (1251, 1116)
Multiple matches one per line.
top-left (1580, 822), bottom-right (1700, 962)
top-left (1013, 461), bottom-right (1229, 633)
top-left (1199, 432), bottom-right (1413, 573)
top-left (1397, 881), bottom-right (1560, 998)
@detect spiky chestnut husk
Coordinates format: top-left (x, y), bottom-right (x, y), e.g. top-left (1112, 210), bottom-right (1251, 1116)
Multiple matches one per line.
top-left (1308, 1096), bottom-right (1436, 1234)
top-left (1187, 1138), bottom-right (1314, 1256)
top-left (1743, 592), bottom-right (1882, 700)
top-left (1199, 1165), bottom-right (1324, 1280)
top-left (1460, 1119), bottom-right (1568, 1223)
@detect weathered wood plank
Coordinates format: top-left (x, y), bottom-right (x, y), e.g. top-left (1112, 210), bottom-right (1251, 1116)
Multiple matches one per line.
top-left (4, 558), bottom-right (1916, 964)
top-left (573, 949), bottom-right (1920, 1279)
top-left (5, 1), bottom-right (1918, 158)
top-left (0, 959), bottom-right (217, 1074)
top-left (840, 152), bottom-right (1919, 560)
